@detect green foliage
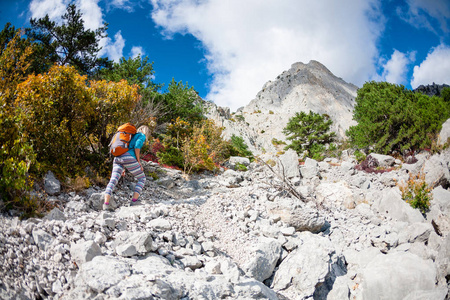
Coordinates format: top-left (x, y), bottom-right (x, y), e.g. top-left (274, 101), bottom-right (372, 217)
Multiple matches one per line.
top-left (15, 65), bottom-right (140, 177)
top-left (399, 174), bottom-right (431, 215)
top-left (230, 135), bottom-right (253, 159)
top-left (95, 54), bottom-right (160, 91)
top-left (0, 31), bottom-right (38, 210)
top-left (182, 120), bottom-right (230, 174)
top-left (235, 114), bottom-right (245, 122)
top-left (234, 163), bottom-right (248, 172)
top-left (347, 81), bottom-right (450, 154)
top-left (441, 87), bottom-right (450, 102)
top-left (354, 150), bottom-right (367, 163)
top-left (157, 146), bottom-right (184, 169)
top-left (309, 143), bottom-right (326, 161)
top-left (158, 79), bottom-right (204, 124)
top-left (272, 138), bottom-right (286, 146)
top-left (26, 3), bottom-right (111, 75)
top-left (283, 111), bottom-right (336, 158)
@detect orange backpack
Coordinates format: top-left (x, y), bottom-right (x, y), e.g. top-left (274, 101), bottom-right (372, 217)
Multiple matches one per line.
top-left (109, 123), bottom-right (137, 156)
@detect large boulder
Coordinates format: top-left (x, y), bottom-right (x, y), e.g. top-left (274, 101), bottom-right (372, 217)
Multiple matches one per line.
top-left (372, 188), bottom-right (424, 223)
top-left (423, 155), bottom-right (450, 189)
top-left (368, 153), bottom-right (395, 168)
top-left (272, 232), bottom-right (346, 299)
top-left (266, 199), bottom-right (329, 233)
top-left (437, 118), bottom-right (450, 146)
top-left (276, 149), bottom-right (300, 178)
top-left (70, 240), bottom-right (102, 265)
top-left (315, 181), bottom-right (354, 208)
top-left (78, 256), bottom-right (131, 293)
top-left (360, 252), bottom-right (439, 300)
top-left (244, 237), bottom-right (282, 282)
top-left (427, 186), bottom-right (450, 234)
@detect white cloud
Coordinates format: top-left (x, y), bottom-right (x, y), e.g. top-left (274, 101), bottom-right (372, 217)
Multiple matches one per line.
top-left (375, 50), bottom-right (416, 84)
top-left (411, 44), bottom-right (450, 88)
top-left (29, 0), bottom-right (68, 21)
top-left (398, 0), bottom-right (450, 34)
top-left (29, 0), bottom-right (103, 30)
top-left (130, 46), bottom-right (145, 58)
top-left (150, 0), bottom-right (384, 111)
top-left (76, 0), bottom-right (104, 30)
top-left (108, 0), bottom-right (136, 12)
top-left (99, 31), bottom-right (125, 62)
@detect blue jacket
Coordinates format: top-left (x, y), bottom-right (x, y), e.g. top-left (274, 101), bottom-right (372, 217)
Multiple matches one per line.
top-left (127, 132), bottom-right (146, 159)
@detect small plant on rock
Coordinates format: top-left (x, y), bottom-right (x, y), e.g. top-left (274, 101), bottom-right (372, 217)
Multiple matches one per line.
top-left (398, 173), bottom-right (431, 215)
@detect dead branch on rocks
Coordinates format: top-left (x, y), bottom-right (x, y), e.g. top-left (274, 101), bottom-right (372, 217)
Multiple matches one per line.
top-left (256, 157), bottom-right (307, 202)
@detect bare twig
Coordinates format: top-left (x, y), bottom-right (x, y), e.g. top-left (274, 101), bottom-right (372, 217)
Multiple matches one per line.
top-left (256, 157), bottom-right (306, 202)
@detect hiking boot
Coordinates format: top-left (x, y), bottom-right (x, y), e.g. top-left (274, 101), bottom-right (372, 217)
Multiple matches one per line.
top-left (103, 202), bottom-right (114, 211)
top-left (129, 199), bottom-right (140, 206)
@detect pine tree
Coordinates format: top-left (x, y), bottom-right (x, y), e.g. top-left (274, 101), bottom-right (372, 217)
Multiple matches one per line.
top-left (283, 111), bottom-right (335, 157)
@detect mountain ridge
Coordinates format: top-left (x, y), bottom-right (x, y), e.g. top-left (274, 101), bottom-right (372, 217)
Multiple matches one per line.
top-left (206, 60), bottom-right (358, 154)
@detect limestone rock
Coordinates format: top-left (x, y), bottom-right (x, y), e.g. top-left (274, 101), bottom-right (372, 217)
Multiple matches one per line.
top-left (368, 153), bottom-right (395, 168)
top-left (78, 256), bottom-right (131, 293)
top-left (437, 118), bottom-right (450, 146)
top-left (244, 237), bottom-right (282, 282)
top-left (70, 240), bottom-right (102, 265)
top-left (272, 232), bottom-right (346, 299)
top-left (372, 188), bottom-right (424, 223)
top-left (44, 171), bottom-right (60, 195)
top-left (360, 252), bottom-right (438, 300)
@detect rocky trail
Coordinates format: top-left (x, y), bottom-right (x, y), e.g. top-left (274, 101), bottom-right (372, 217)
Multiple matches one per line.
top-left (1, 149), bottom-right (449, 300)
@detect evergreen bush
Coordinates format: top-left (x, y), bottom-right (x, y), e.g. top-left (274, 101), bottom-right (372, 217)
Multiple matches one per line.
top-left (347, 81), bottom-right (450, 154)
top-left (283, 111), bottom-right (335, 159)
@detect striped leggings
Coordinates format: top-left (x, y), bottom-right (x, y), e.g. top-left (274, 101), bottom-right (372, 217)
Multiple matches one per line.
top-left (105, 152), bottom-right (146, 196)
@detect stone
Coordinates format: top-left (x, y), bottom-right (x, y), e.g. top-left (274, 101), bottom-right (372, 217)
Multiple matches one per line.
top-left (204, 260), bottom-right (222, 274)
top-left (43, 208), bottom-right (66, 221)
top-left (78, 256), bottom-right (131, 293)
top-left (44, 171), bottom-right (60, 195)
top-left (115, 231), bottom-right (153, 254)
top-left (272, 232), bottom-right (346, 299)
top-left (300, 157), bottom-right (320, 179)
top-left (70, 240), bottom-right (102, 265)
top-left (276, 149), bottom-right (300, 178)
top-left (423, 155), bottom-right (450, 189)
top-left (116, 244), bottom-right (137, 257)
top-left (244, 238), bottom-right (282, 282)
top-left (437, 118), bottom-right (450, 146)
top-left (360, 252), bottom-right (437, 300)
top-left (32, 229), bottom-right (53, 251)
top-left (149, 218), bottom-right (172, 231)
top-left (372, 188), bottom-right (424, 223)
top-left (229, 156), bottom-right (251, 167)
top-left (367, 153), bottom-right (395, 168)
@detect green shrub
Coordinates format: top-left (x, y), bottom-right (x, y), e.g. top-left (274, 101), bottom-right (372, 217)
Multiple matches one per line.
top-left (235, 115), bottom-right (245, 122)
top-left (309, 143), bottom-right (326, 161)
top-left (347, 81), bottom-right (450, 154)
top-left (272, 138), bottom-right (286, 146)
top-left (230, 135), bottom-right (253, 159)
top-left (234, 163), bottom-right (248, 171)
top-left (398, 173), bottom-right (431, 215)
top-left (157, 146), bottom-right (184, 169)
top-left (354, 150), bottom-right (366, 163)
top-left (283, 111), bottom-right (336, 159)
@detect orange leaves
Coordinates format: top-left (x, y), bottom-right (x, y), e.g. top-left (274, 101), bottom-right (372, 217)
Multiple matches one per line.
top-left (182, 119), bottom-right (230, 174)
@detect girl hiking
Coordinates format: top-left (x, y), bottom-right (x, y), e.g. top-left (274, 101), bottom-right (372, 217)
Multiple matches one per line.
top-left (103, 123), bottom-right (148, 210)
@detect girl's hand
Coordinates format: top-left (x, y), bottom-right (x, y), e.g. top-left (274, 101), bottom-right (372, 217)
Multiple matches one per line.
top-left (121, 170), bottom-right (126, 177)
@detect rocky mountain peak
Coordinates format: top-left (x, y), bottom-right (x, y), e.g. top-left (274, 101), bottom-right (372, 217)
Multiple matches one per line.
top-left (206, 60), bottom-right (358, 154)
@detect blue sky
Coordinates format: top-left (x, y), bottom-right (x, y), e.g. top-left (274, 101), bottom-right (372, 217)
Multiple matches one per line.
top-left (1, 0), bottom-right (449, 112)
